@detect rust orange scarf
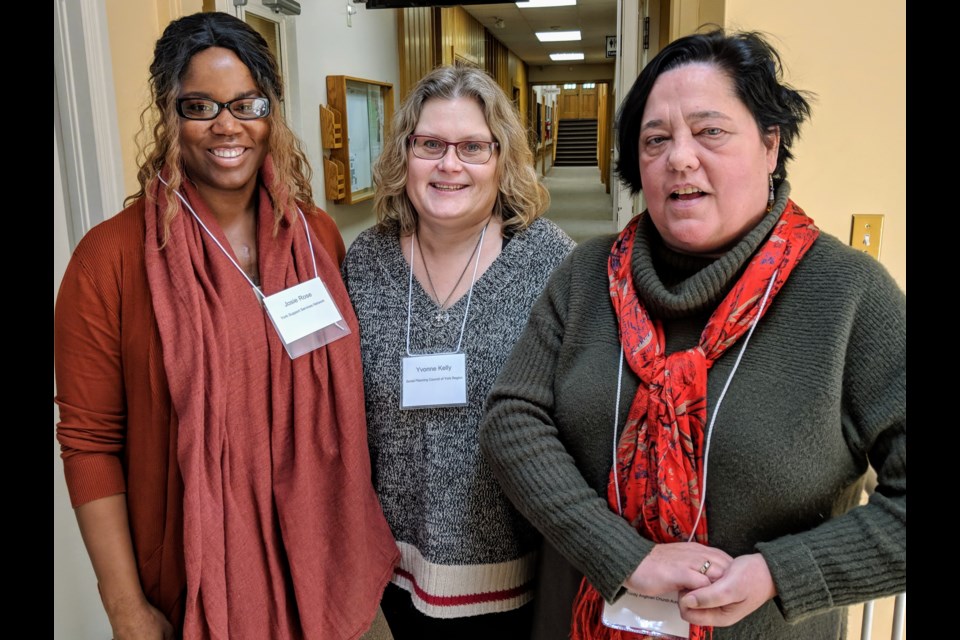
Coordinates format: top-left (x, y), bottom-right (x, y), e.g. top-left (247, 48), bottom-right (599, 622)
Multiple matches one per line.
top-left (571, 201), bottom-right (818, 640)
top-left (144, 158), bottom-right (398, 639)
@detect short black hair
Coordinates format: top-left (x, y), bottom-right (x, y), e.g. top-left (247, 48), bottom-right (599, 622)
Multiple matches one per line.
top-left (615, 28), bottom-right (813, 194)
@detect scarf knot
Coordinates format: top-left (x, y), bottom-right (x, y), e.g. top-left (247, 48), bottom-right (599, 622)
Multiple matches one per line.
top-left (572, 200), bottom-right (818, 640)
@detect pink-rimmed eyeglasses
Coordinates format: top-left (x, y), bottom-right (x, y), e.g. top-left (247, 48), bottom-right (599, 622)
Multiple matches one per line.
top-left (407, 135), bottom-right (498, 164)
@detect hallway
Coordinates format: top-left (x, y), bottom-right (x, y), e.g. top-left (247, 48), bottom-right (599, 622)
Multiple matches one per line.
top-left (540, 166), bottom-right (616, 244)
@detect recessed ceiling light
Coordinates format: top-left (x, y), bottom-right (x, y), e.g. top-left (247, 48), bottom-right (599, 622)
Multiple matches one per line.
top-left (536, 30), bottom-right (581, 42)
top-left (549, 52), bottom-right (585, 61)
top-left (516, 0), bottom-right (577, 9)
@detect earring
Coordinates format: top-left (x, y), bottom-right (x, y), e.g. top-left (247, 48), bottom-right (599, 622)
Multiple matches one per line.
top-left (766, 173), bottom-right (775, 212)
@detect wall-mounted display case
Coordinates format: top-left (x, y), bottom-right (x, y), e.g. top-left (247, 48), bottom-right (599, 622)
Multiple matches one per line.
top-left (321, 76), bottom-right (394, 205)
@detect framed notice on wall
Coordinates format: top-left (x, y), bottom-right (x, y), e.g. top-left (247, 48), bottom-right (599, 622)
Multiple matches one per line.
top-left (345, 83), bottom-right (374, 194)
top-left (606, 35), bottom-right (617, 58)
top-left (322, 76), bottom-right (394, 205)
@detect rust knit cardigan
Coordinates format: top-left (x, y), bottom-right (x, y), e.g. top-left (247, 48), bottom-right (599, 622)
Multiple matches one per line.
top-left (54, 197), bottom-right (346, 630)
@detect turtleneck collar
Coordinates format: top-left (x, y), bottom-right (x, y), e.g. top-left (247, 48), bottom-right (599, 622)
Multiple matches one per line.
top-left (631, 181), bottom-right (793, 319)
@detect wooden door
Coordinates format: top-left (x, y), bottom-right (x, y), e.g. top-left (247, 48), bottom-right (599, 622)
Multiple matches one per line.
top-left (559, 88), bottom-right (580, 119)
top-left (559, 85), bottom-right (599, 119)
top-left (580, 86), bottom-right (598, 119)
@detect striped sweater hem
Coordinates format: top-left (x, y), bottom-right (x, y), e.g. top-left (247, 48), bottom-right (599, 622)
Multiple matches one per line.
top-left (390, 541), bottom-right (537, 618)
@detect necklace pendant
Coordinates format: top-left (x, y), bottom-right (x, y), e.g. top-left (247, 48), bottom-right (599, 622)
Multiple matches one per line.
top-left (434, 309), bottom-right (450, 325)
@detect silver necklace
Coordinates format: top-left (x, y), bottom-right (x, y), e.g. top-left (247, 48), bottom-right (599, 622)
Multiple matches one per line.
top-left (406, 221), bottom-right (488, 355)
top-left (416, 222), bottom-right (487, 325)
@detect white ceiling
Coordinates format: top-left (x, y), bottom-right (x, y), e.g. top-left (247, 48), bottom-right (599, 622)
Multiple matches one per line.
top-left (460, 0), bottom-right (618, 67)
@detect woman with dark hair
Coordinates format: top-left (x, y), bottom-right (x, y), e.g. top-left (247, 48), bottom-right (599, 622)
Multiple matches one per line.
top-left (341, 65), bottom-right (574, 638)
top-left (54, 11), bottom-right (398, 639)
top-left (481, 29), bottom-right (905, 639)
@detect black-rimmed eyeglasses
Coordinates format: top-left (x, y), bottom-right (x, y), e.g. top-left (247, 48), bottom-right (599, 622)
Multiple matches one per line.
top-left (407, 135), bottom-right (498, 165)
top-left (176, 97), bottom-right (271, 121)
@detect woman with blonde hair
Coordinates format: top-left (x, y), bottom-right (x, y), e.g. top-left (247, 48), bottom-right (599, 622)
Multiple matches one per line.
top-left (342, 64), bottom-right (575, 638)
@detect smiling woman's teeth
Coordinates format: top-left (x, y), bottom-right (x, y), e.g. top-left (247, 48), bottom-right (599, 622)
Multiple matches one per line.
top-left (212, 148), bottom-right (244, 158)
top-left (432, 184), bottom-right (465, 191)
top-left (672, 187), bottom-right (703, 199)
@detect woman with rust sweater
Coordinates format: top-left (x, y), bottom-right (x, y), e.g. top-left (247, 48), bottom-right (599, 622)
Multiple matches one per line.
top-left (54, 13), bottom-right (397, 639)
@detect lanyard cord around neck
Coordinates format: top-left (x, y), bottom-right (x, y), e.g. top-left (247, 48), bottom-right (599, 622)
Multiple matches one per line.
top-left (609, 269), bottom-right (780, 540)
top-left (158, 175), bottom-right (318, 301)
top-left (405, 220), bottom-right (489, 357)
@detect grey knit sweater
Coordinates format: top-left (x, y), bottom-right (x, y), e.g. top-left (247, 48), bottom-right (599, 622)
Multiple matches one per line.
top-left (480, 184), bottom-right (906, 639)
top-left (342, 217), bottom-right (575, 619)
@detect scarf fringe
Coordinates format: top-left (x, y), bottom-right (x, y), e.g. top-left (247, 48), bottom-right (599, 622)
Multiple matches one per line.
top-left (571, 577), bottom-right (648, 640)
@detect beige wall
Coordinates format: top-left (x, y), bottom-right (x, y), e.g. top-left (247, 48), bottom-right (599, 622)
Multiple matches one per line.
top-left (669, 0), bottom-right (724, 40)
top-left (703, 7), bottom-right (907, 635)
top-left (105, 0), bottom-right (205, 200)
top-left (724, 0), bottom-right (906, 290)
top-left (285, 2), bottom-right (400, 249)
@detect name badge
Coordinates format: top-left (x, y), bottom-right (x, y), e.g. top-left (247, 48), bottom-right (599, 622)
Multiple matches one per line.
top-left (262, 277), bottom-right (349, 358)
top-left (601, 591), bottom-right (689, 639)
top-left (401, 353), bottom-right (468, 409)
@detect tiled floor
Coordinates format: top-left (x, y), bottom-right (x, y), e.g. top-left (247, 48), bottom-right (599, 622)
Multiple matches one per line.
top-left (360, 606), bottom-right (394, 640)
top-left (540, 165), bottom-right (616, 244)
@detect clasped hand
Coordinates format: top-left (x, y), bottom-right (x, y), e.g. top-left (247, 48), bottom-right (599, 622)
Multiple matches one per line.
top-left (625, 542), bottom-right (776, 628)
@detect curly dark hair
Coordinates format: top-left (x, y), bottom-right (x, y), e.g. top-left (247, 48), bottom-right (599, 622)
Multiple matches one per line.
top-left (615, 28), bottom-right (814, 194)
top-left (127, 11), bottom-right (314, 241)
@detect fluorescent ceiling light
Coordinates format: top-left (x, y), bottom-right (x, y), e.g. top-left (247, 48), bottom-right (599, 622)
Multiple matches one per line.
top-left (536, 30), bottom-right (581, 42)
top-left (516, 0), bottom-right (577, 9)
top-left (550, 52), bottom-right (585, 61)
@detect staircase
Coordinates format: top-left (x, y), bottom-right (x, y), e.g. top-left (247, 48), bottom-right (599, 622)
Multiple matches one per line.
top-left (554, 119), bottom-right (598, 167)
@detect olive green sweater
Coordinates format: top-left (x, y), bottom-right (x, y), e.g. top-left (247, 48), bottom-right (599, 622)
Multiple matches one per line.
top-left (480, 185), bottom-right (906, 639)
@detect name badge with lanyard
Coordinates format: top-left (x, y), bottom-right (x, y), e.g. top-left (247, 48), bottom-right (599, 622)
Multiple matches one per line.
top-left (400, 223), bottom-right (488, 410)
top-left (601, 273), bottom-right (777, 638)
top-left (262, 274), bottom-right (349, 359)
top-left (601, 352), bottom-right (690, 639)
top-left (164, 176), bottom-right (350, 359)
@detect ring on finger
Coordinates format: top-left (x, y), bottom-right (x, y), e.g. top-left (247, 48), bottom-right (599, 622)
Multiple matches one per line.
top-left (699, 560), bottom-right (711, 575)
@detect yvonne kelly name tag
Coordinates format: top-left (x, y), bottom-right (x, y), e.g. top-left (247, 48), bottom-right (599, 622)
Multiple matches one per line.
top-left (401, 353), bottom-right (468, 409)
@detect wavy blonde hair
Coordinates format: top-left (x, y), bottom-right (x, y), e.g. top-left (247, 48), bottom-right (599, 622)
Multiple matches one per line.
top-left (374, 65), bottom-right (548, 236)
top-left (126, 12), bottom-right (314, 245)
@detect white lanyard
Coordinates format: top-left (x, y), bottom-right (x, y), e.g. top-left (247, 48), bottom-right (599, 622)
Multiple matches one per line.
top-left (602, 269), bottom-right (779, 638)
top-left (609, 269), bottom-right (779, 532)
top-left (158, 176), bottom-right (318, 299)
top-left (157, 177), bottom-right (347, 359)
top-left (399, 221), bottom-right (489, 410)
top-left (404, 221), bottom-right (488, 356)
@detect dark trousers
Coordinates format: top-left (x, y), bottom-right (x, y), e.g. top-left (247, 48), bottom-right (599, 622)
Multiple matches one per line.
top-left (380, 583), bottom-right (535, 640)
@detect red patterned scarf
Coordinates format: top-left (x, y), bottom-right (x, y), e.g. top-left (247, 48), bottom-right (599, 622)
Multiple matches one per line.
top-left (571, 201), bottom-right (818, 639)
top-left (144, 158), bottom-right (398, 639)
